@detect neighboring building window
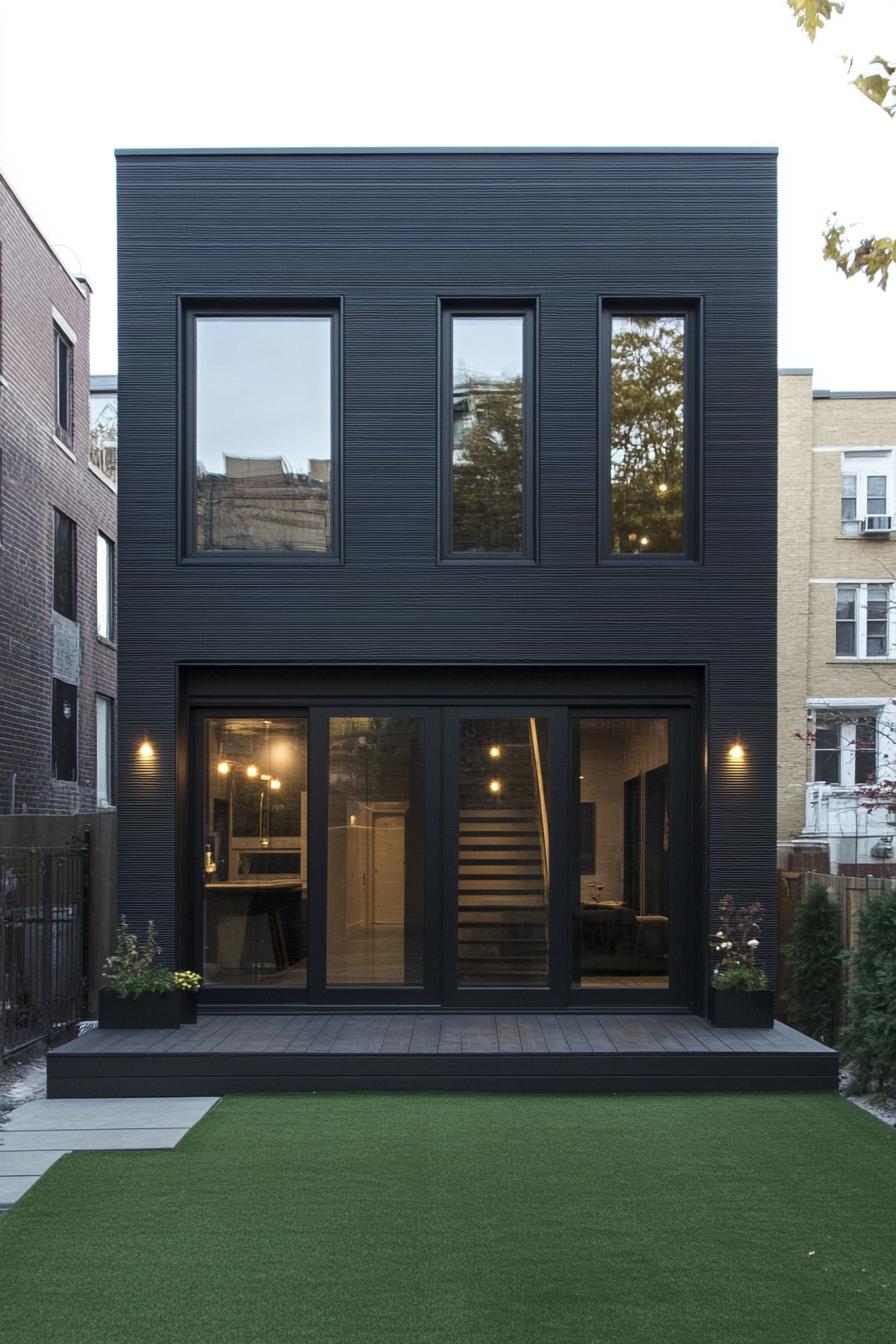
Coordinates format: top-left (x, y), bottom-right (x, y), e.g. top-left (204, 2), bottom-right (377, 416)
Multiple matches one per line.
top-left (190, 310), bottom-right (336, 555)
top-left (89, 387), bottom-right (118, 484)
top-left (97, 532), bottom-right (114, 639)
top-left (55, 326), bottom-right (74, 445)
top-left (841, 450), bottom-right (894, 535)
top-left (836, 583), bottom-right (891, 658)
top-left (441, 306), bottom-right (534, 558)
top-left (603, 304), bottom-right (697, 558)
top-left (813, 710), bottom-right (877, 786)
top-left (96, 695), bottom-right (113, 805)
top-left (52, 679), bottom-right (77, 781)
top-left (53, 509), bottom-right (77, 620)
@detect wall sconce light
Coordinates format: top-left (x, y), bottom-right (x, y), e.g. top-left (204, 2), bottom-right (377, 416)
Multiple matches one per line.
top-left (488, 745), bottom-right (502, 760)
top-left (137, 739), bottom-right (155, 761)
top-left (488, 779), bottom-right (502, 795)
top-left (727, 740), bottom-right (746, 763)
top-left (246, 764), bottom-right (259, 779)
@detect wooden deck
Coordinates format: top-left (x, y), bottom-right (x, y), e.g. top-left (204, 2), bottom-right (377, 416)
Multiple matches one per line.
top-left (47, 1013), bottom-right (838, 1098)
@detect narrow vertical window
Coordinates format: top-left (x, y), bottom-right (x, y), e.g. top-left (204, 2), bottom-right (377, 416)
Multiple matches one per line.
top-left (53, 509), bottom-right (77, 620)
top-left (55, 327), bottom-right (73, 444)
top-left (836, 586), bottom-right (857, 655)
top-left (855, 715), bottom-right (878, 784)
top-left (443, 307), bottom-right (534, 558)
top-left (813, 714), bottom-right (841, 784)
top-left (191, 310), bottom-right (336, 555)
top-left (866, 584), bottom-right (889, 656)
top-left (867, 475), bottom-right (888, 518)
top-left (52, 679), bottom-right (77, 781)
top-left (604, 305), bottom-right (696, 559)
top-left (96, 695), bottom-right (113, 805)
top-left (97, 533), bottom-right (113, 639)
top-left (841, 473), bottom-right (858, 534)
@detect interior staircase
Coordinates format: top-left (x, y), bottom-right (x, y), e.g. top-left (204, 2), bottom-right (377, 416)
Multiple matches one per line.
top-left (456, 806), bottom-right (549, 985)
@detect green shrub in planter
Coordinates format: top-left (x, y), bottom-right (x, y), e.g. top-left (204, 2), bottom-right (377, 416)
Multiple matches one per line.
top-left (786, 883), bottom-right (843, 1045)
top-left (100, 918), bottom-right (201, 1028)
top-left (840, 889), bottom-right (896, 1095)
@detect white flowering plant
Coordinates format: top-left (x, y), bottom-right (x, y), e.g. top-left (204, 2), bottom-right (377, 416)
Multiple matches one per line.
top-left (710, 894), bottom-right (768, 992)
top-left (102, 918), bottom-right (203, 999)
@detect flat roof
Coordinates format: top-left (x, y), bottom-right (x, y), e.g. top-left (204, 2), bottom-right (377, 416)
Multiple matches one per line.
top-left (115, 145), bottom-right (778, 158)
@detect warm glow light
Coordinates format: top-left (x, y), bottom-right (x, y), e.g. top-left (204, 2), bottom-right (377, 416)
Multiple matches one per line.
top-left (270, 778), bottom-right (281, 791)
top-left (658, 482), bottom-right (669, 494)
top-left (727, 741), bottom-right (746, 763)
top-left (137, 740), bottom-right (155, 761)
top-left (349, 813), bottom-right (357, 826)
top-left (260, 773), bottom-right (271, 781)
top-left (216, 760), bottom-right (231, 776)
top-left (246, 764), bottom-right (259, 779)
top-left (488, 745), bottom-right (502, 760)
top-left (488, 779), bottom-right (502, 795)
top-left (639, 536), bottom-right (649, 547)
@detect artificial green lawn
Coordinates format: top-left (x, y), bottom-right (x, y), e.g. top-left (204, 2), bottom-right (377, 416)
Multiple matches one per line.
top-left (2, 1092), bottom-right (894, 1343)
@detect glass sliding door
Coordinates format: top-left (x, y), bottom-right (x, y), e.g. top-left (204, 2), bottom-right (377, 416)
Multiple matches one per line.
top-left (454, 716), bottom-right (551, 988)
top-left (573, 717), bottom-right (670, 989)
top-left (203, 717), bottom-right (308, 986)
top-left (326, 716), bottom-right (426, 987)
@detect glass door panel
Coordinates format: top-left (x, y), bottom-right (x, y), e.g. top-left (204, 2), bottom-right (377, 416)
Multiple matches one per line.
top-left (203, 717), bottom-right (308, 986)
top-left (456, 716), bottom-right (551, 988)
top-left (326, 716), bottom-right (425, 987)
top-left (573, 717), bottom-right (670, 989)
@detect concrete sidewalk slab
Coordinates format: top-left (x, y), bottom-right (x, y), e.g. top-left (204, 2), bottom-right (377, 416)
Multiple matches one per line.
top-left (0, 1150), bottom-right (68, 1176)
top-left (0, 1127), bottom-right (191, 1151)
top-left (4, 1098), bottom-right (217, 1131)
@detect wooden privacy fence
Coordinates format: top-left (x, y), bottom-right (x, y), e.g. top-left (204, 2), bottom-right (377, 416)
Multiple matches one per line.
top-left (0, 839), bottom-right (89, 1060)
top-left (776, 870), bottom-right (894, 1020)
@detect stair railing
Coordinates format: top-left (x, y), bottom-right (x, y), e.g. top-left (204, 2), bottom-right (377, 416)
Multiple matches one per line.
top-left (528, 718), bottom-right (550, 900)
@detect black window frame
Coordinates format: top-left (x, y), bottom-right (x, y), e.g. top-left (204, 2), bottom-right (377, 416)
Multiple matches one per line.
top-left (52, 678), bottom-right (78, 782)
top-left (54, 325), bottom-right (74, 446)
top-left (53, 508), bottom-right (77, 620)
top-left (438, 299), bottom-right (538, 563)
top-left (598, 297), bottom-right (702, 565)
top-left (180, 298), bottom-right (343, 565)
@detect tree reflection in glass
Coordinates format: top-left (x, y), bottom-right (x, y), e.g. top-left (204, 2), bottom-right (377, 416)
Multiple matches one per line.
top-left (610, 315), bottom-right (685, 555)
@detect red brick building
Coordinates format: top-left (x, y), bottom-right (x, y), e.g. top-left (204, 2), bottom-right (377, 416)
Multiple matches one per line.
top-left (0, 173), bottom-right (117, 832)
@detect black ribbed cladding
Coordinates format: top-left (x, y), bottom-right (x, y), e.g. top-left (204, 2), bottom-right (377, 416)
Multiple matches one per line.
top-left (116, 150), bottom-right (777, 999)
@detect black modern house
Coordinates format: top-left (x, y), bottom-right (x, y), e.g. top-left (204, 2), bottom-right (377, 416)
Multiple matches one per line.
top-left (50, 147), bottom-right (838, 1095)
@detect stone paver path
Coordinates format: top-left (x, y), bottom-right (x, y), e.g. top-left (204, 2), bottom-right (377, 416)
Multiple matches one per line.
top-left (0, 1096), bottom-right (219, 1212)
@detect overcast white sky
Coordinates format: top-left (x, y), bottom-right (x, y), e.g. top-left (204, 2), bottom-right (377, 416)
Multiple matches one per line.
top-left (1, 0), bottom-right (894, 387)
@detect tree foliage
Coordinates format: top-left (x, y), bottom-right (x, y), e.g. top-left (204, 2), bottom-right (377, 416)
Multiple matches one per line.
top-left (839, 887), bottom-right (896, 1093)
top-left (452, 375), bottom-right (524, 553)
top-left (786, 883), bottom-right (843, 1043)
top-left (788, 0), bottom-right (895, 289)
top-left (611, 317), bottom-right (685, 555)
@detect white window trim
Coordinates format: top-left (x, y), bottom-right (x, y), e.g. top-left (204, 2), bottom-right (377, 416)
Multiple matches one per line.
top-left (812, 706), bottom-right (880, 787)
top-left (835, 581), bottom-right (894, 659)
top-left (51, 307), bottom-right (77, 345)
top-left (841, 448), bottom-right (895, 535)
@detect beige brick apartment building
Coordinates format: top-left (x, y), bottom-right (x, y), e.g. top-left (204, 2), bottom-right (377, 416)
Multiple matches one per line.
top-left (779, 371), bottom-right (896, 875)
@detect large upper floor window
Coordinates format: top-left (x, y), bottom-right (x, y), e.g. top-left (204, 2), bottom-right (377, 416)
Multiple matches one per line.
top-left (841, 450), bottom-right (893, 536)
top-left (813, 709), bottom-right (877, 786)
top-left (602, 302), bottom-right (699, 560)
top-left (53, 508), bottom-right (77, 620)
top-left (836, 582), bottom-right (891, 658)
top-left (188, 308), bottom-right (338, 557)
top-left (441, 305), bottom-right (535, 559)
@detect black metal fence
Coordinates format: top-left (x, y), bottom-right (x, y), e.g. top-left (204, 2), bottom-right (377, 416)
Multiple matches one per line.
top-left (0, 839), bottom-right (89, 1060)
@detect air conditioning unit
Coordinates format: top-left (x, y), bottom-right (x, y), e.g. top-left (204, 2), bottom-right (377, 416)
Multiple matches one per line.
top-left (861, 515), bottom-right (893, 536)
